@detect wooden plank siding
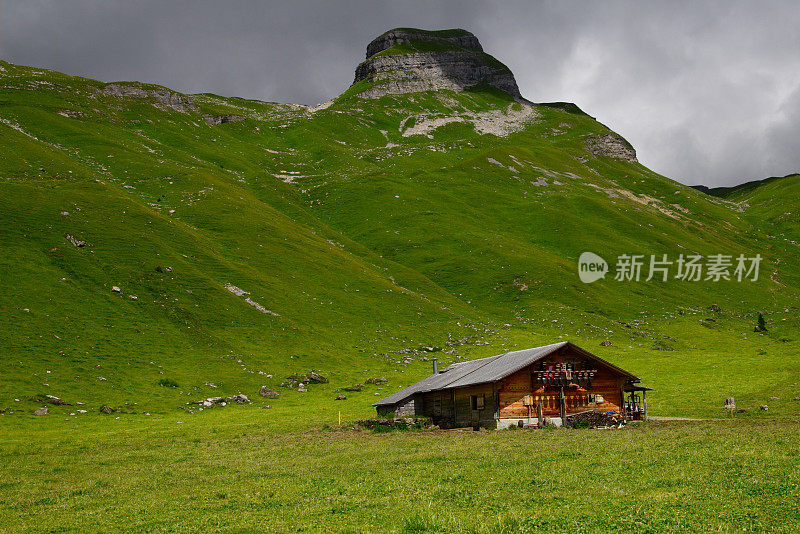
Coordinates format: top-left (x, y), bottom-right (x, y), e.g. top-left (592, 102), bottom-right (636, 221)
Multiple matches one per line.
top-left (420, 384), bottom-right (498, 429)
top-left (498, 346), bottom-right (625, 420)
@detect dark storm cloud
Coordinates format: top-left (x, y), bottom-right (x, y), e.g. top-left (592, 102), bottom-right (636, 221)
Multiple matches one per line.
top-left (1, 0), bottom-right (798, 186)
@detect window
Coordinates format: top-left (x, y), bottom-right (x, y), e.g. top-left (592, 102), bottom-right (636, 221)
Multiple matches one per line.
top-left (470, 394), bottom-right (485, 411)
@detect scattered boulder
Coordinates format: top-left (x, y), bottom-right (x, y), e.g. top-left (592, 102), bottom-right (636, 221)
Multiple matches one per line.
top-left (65, 234), bottom-right (86, 247)
top-left (759, 404), bottom-right (769, 411)
top-left (711, 304), bottom-right (721, 312)
top-left (224, 283), bottom-right (248, 297)
top-left (298, 384), bottom-right (307, 393)
top-left (259, 386), bottom-right (279, 398)
top-left (111, 286), bottom-right (121, 293)
top-left (231, 394), bottom-right (250, 405)
top-left (365, 377), bottom-right (387, 385)
top-left (600, 340), bottom-right (612, 347)
top-left (343, 384), bottom-right (363, 392)
top-left (205, 382), bottom-right (218, 388)
top-left (193, 393), bottom-right (252, 409)
top-left (34, 407), bottom-right (49, 416)
top-left (281, 373), bottom-right (311, 388)
top-left (335, 394), bottom-right (347, 401)
top-left (44, 394), bottom-right (71, 406)
top-left (99, 405), bottom-right (114, 414)
top-left (794, 397), bottom-right (800, 401)
top-left (308, 371), bottom-right (328, 384)
top-left (768, 396), bottom-right (779, 401)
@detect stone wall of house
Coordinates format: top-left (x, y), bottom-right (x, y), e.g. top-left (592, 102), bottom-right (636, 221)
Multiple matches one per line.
top-left (376, 396), bottom-right (416, 417)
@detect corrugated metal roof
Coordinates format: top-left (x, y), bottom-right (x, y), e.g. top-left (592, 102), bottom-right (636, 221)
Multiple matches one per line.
top-left (375, 341), bottom-right (568, 406)
top-left (374, 341), bottom-right (641, 407)
top-left (372, 352), bottom-right (506, 406)
top-left (446, 343), bottom-right (568, 388)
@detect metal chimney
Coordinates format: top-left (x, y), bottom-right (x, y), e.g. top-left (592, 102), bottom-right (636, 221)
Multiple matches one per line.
top-left (432, 358), bottom-right (438, 374)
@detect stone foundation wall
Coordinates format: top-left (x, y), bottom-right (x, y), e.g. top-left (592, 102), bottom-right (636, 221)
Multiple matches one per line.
top-left (377, 396), bottom-right (417, 417)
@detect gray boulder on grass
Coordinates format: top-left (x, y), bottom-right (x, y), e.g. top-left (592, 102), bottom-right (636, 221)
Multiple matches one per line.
top-left (259, 386), bottom-right (280, 398)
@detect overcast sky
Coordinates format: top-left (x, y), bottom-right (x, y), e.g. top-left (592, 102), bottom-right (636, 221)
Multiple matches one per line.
top-left (2, 1), bottom-right (799, 186)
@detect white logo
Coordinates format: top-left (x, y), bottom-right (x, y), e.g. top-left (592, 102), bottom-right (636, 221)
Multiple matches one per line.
top-left (578, 252), bottom-right (609, 283)
top-left (577, 252), bottom-right (762, 283)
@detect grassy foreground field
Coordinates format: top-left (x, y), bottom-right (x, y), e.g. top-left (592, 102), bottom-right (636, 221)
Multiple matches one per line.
top-left (2, 413), bottom-right (799, 533)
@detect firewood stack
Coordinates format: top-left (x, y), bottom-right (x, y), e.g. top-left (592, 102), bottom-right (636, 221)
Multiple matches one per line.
top-left (565, 410), bottom-right (625, 429)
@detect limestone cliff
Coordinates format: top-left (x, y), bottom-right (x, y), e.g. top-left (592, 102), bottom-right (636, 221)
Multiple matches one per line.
top-left (351, 28), bottom-right (523, 100)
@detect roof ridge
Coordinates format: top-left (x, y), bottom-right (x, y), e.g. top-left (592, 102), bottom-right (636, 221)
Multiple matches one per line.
top-left (438, 353), bottom-right (504, 388)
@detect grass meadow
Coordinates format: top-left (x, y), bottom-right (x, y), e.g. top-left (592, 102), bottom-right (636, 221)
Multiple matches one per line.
top-left (2, 59), bottom-right (800, 533)
top-left (1, 413), bottom-right (799, 533)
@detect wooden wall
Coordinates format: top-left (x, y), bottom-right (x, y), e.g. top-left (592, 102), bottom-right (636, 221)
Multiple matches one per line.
top-left (420, 384), bottom-right (497, 429)
top-left (498, 346), bottom-right (626, 420)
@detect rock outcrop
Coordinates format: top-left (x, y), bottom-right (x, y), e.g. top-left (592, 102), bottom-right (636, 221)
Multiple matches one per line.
top-left (584, 133), bottom-right (638, 162)
top-left (204, 114), bottom-right (245, 126)
top-left (351, 28), bottom-right (523, 100)
top-left (102, 83), bottom-right (197, 113)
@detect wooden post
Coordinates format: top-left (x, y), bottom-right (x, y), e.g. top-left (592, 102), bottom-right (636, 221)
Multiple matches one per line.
top-left (338, 411), bottom-right (341, 426)
top-left (643, 391), bottom-right (647, 420)
top-left (559, 386), bottom-right (566, 423)
top-left (537, 403), bottom-right (543, 428)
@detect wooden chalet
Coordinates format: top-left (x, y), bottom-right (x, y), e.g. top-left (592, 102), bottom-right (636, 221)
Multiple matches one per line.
top-left (374, 341), bottom-right (652, 428)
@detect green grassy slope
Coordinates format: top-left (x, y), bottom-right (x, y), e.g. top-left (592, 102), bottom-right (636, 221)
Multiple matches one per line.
top-left (2, 415), bottom-right (799, 532)
top-left (702, 173), bottom-right (800, 243)
top-left (1, 56), bottom-right (799, 420)
top-left (693, 172), bottom-right (799, 199)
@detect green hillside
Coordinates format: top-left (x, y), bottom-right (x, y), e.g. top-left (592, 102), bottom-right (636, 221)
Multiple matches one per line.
top-left (1, 44), bottom-right (799, 422)
top-left (696, 174), bottom-right (800, 244)
top-left (2, 25), bottom-right (800, 533)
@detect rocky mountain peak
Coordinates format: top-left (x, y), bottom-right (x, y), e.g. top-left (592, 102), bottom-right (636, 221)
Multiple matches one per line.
top-left (351, 28), bottom-right (523, 100)
top-left (364, 28), bottom-right (484, 58)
